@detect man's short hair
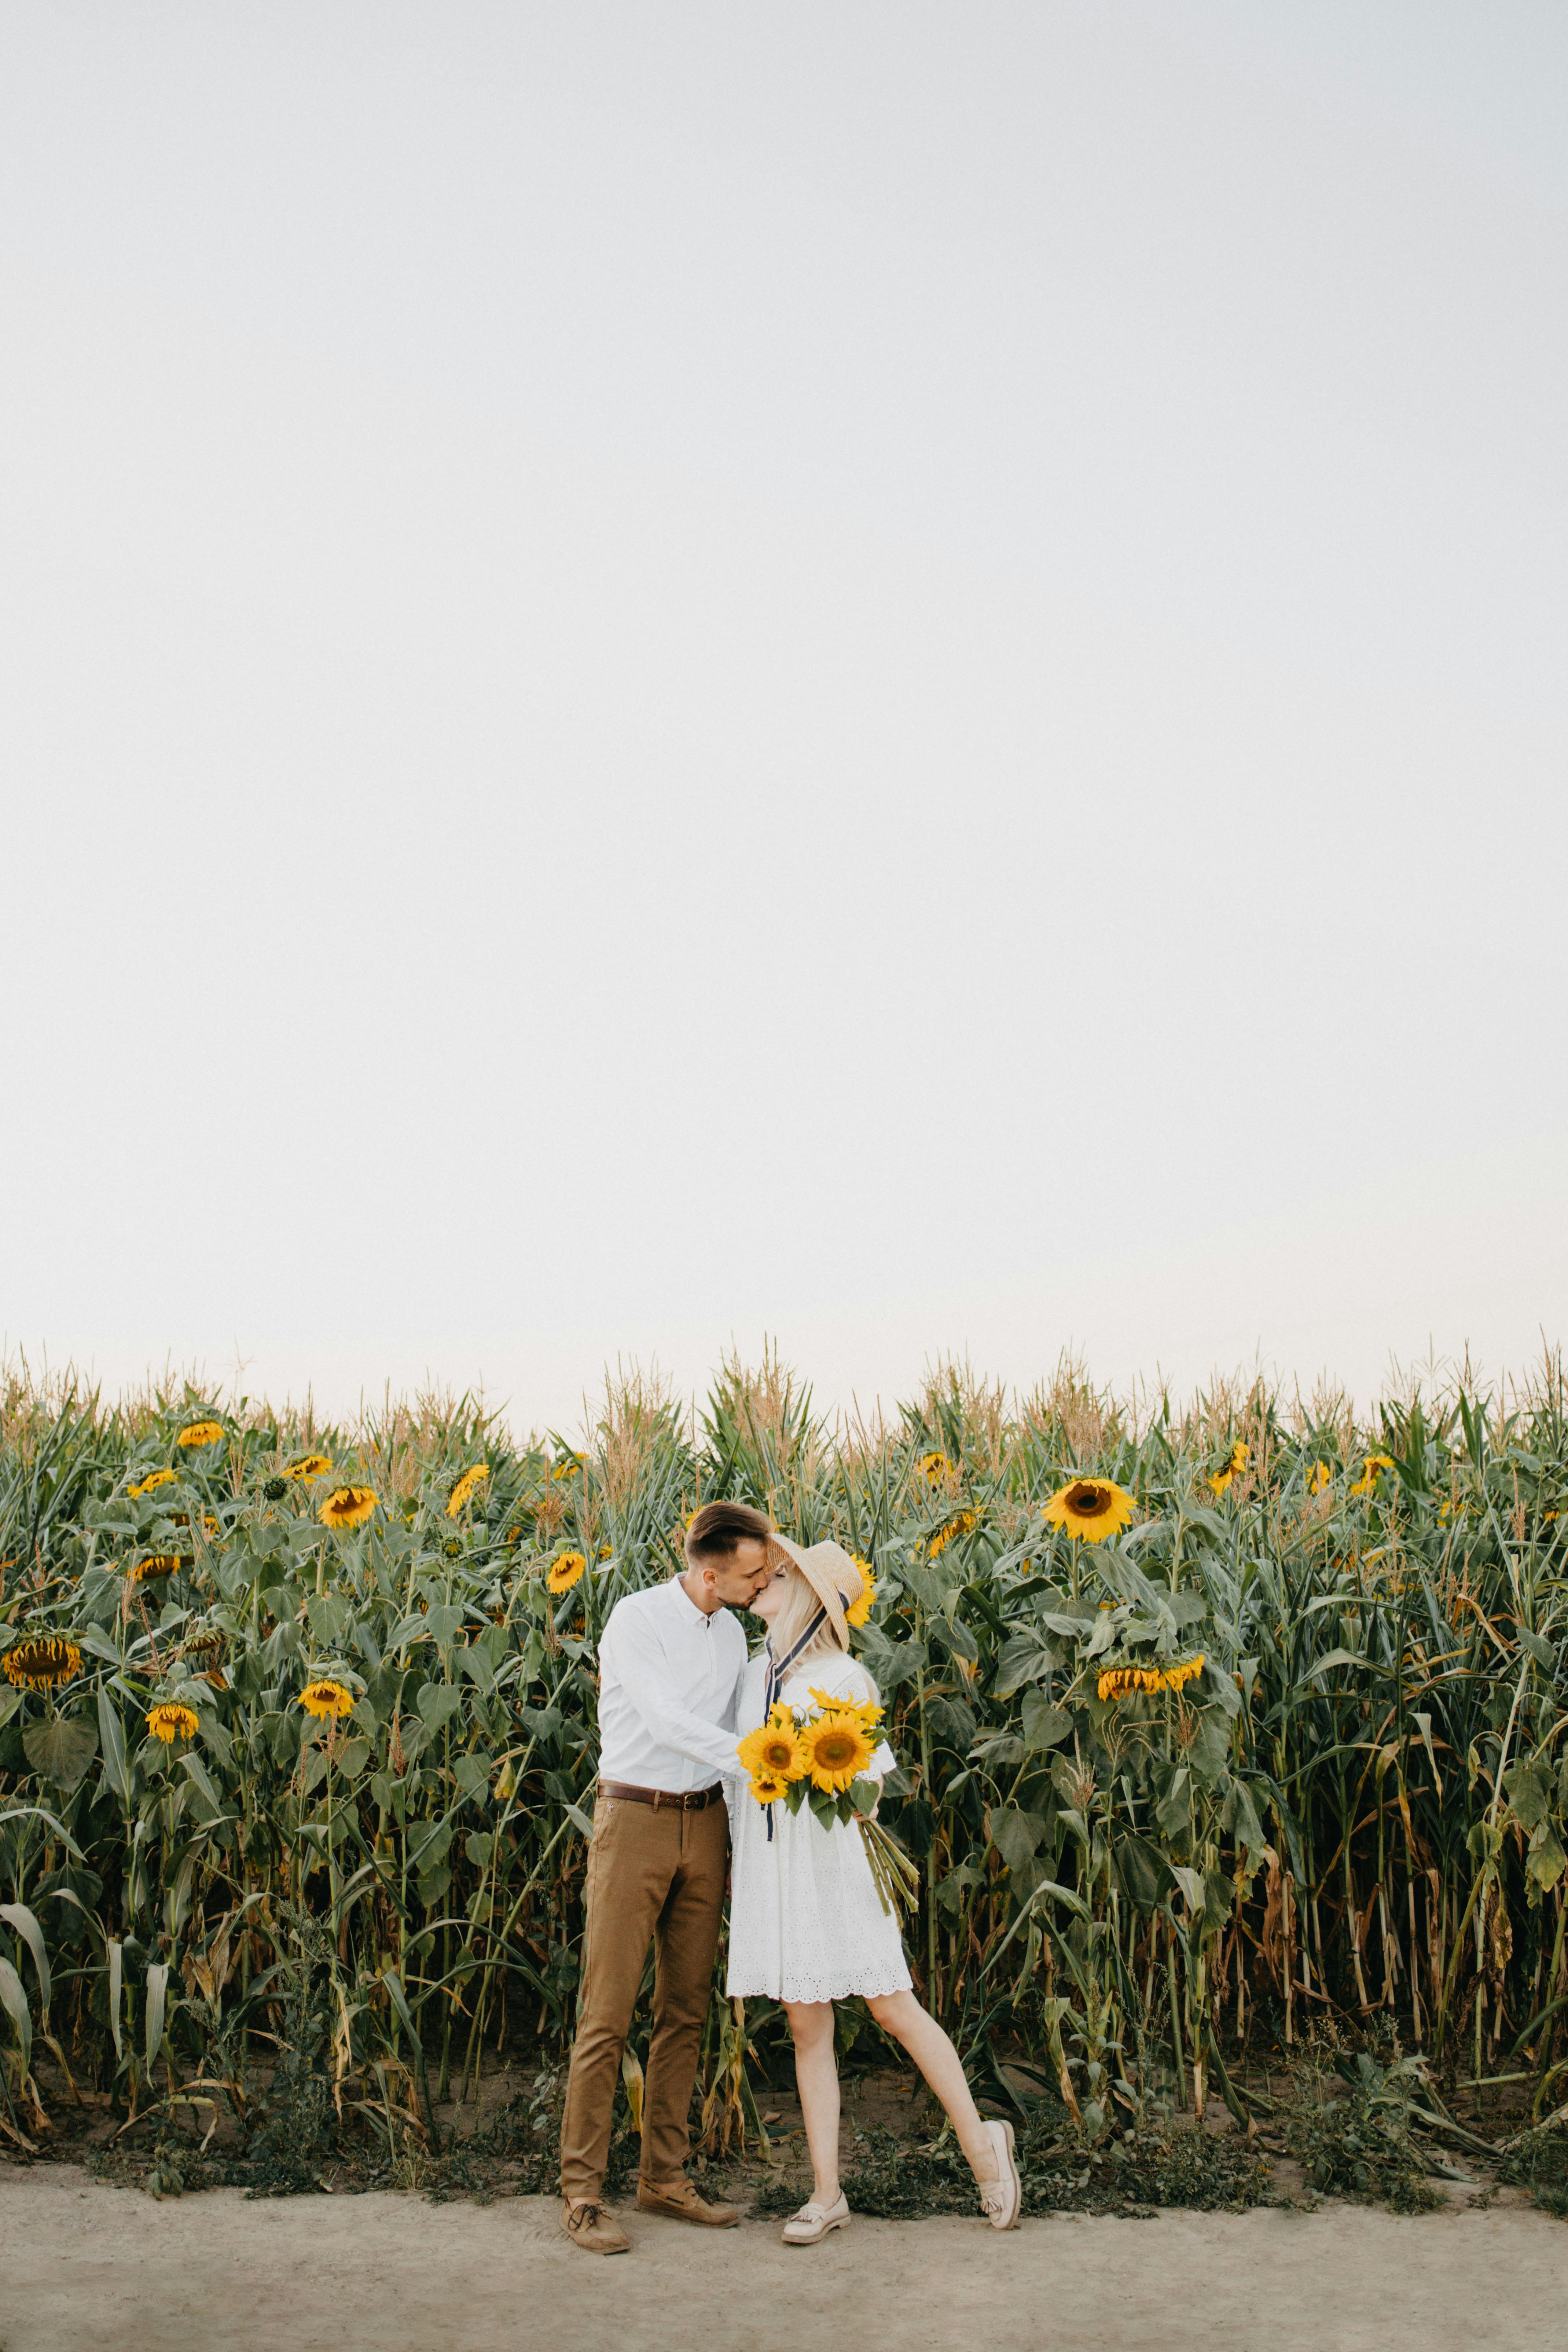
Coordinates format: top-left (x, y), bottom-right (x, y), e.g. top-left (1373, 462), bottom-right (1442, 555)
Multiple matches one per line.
top-left (685, 1499), bottom-right (772, 1565)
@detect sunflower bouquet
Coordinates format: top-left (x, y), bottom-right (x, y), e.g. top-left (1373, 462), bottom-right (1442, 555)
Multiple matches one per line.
top-left (736, 1687), bottom-right (920, 1919)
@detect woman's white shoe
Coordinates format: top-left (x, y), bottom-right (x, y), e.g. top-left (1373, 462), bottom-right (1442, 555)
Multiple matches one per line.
top-left (977, 2120), bottom-right (1022, 2230)
top-left (781, 2193), bottom-right (851, 2245)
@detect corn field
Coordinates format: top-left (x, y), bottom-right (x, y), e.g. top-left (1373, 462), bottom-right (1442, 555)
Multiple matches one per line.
top-left (1, 1346), bottom-right (1566, 2171)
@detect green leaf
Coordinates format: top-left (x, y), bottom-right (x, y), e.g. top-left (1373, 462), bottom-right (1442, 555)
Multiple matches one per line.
top-left (1187, 1710), bottom-right (1233, 1784)
top-left (1229, 1776), bottom-right (1268, 1859)
top-left (456, 1642), bottom-right (496, 1691)
top-left (1020, 1691), bottom-right (1072, 1752)
top-left (0, 1903), bottom-right (50, 2019)
top-left (0, 1954), bottom-right (32, 2073)
top-left (1170, 1863), bottom-right (1206, 1916)
top-left (1526, 1824), bottom-right (1567, 1895)
top-left (899, 1561), bottom-right (951, 1613)
top-left (144, 1960), bottom-right (169, 2074)
top-left (107, 1939), bottom-right (124, 2062)
top-left (988, 1804), bottom-right (1046, 1875)
top-left (1505, 1761), bottom-right (1553, 1832)
top-left (1155, 1766), bottom-right (1191, 1838)
top-left (98, 1687), bottom-right (133, 1803)
top-left (936, 1858), bottom-right (983, 1913)
top-left (23, 1713), bottom-right (99, 1794)
top-left (179, 1752), bottom-right (224, 1814)
top-left (1305, 1648), bottom-right (1367, 1684)
top-left (74, 1628), bottom-right (124, 1665)
top-left (1112, 1832), bottom-right (1168, 1912)
top-left (991, 1633), bottom-right (1051, 1699)
top-left (931, 1615), bottom-right (979, 1664)
top-left (871, 1640), bottom-right (926, 1691)
top-left (415, 1684), bottom-right (464, 1738)
top-left (381, 1966), bottom-right (419, 2046)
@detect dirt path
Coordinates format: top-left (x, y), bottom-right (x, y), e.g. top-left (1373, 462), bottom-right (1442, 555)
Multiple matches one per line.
top-left (2, 2163), bottom-right (1561, 2352)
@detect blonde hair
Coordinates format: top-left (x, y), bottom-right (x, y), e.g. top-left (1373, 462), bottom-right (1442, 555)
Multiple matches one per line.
top-left (768, 1565), bottom-right (847, 1675)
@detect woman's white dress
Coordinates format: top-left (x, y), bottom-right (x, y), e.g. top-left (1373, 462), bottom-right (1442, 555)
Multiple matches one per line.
top-left (725, 1651), bottom-right (913, 2004)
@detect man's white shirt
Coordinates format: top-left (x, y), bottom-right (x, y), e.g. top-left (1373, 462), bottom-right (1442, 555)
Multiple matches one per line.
top-left (594, 1574), bottom-right (750, 1791)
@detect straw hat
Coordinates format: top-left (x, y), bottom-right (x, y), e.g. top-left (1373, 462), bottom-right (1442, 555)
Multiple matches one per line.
top-left (765, 1534), bottom-right (868, 1650)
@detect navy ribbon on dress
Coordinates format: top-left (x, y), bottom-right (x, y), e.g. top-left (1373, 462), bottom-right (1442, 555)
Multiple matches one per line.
top-left (760, 1595), bottom-right (847, 1840)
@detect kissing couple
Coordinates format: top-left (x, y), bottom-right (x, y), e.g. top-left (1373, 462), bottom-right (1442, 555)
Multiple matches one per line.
top-left (558, 1499), bottom-right (1022, 2253)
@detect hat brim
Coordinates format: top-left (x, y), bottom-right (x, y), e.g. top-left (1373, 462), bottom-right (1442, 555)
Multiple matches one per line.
top-left (765, 1534), bottom-right (864, 1650)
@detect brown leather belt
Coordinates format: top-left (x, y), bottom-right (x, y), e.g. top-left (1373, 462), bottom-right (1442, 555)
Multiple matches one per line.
top-left (597, 1779), bottom-right (724, 1811)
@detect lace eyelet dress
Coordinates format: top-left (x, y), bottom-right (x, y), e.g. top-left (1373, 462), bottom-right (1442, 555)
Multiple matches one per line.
top-left (725, 1653), bottom-right (913, 2004)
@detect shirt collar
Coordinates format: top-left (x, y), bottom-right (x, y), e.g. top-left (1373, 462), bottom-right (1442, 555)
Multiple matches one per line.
top-left (668, 1572), bottom-right (720, 1632)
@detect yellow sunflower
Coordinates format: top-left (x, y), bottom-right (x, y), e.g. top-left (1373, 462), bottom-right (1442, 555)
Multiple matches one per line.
top-left (283, 1452), bottom-right (333, 1482)
top-left (915, 1449), bottom-right (950, 1487)
top-left (929, 1510), bottom-right (977, 1559)
top-left (447, 1464), bottom-right (491, 1518)
top-left (749, 1769), bottom-right (789, 1804)
top-left (547, 1550), bottom-right (588, 1595)
top-left (1209, 1440), bottom-right (1249, 1497)
top-left (808, 1686), bottom-right (884, 1734)
top-left (1040, 1478), bottom-right (1135, 1544)
top-left (1097, 1663), bottom-right (1164, 1702)
top-left (132, 1553), bottom-right (181, 1583)
top-left (1350, 1453), bottom-right (1397, 1498)
top-left (319, 1484), bottom-right (378, 1532)
top-left (175, 1419), bottom-right (225, 1448)
top-left (551, 1455), bottom-right (582, 1483)
top-left (798, 1711), bottom-right (875, 1794)
top-left (127, 1468), bottom-right (177, 1500)
top-left (1161, 1653), bottom-right (1205, 1695)
top-left (3, 1636), bottom-right (82, 1691)
top-left (844, 1560), bottom-right (876, 1628)
top-left (737, 1719), bottom-right (808, 1783)
top-left (298, 1678), bottom-right (355, 1719)
top-left (146, 1701), bottom-right (199, 1743)
top-left (1308, 1460), bottom-right (1332, 1495)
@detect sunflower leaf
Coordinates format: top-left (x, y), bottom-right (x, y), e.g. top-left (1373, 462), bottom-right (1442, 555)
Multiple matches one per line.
top-left (1020, 1693), bottom-right (1072, 1752)
top-left (22, 1713), bottom-right (99, 1795)
top-left (415, 1684), bottom-right (464, 1737)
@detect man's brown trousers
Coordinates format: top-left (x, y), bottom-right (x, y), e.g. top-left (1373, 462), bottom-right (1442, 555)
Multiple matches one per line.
top-left (559, 1787), bottom-right (728, 2204)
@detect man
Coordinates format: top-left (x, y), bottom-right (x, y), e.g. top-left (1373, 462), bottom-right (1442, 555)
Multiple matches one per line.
top-left (558, 1498), bottom-right (775, 2254)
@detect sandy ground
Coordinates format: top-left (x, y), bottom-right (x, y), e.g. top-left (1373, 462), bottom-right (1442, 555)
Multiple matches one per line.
top-left (2, 2166), bottom-right (1564, 2352)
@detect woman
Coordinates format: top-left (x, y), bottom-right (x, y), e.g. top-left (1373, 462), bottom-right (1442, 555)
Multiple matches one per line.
top-left (727, 1535), bottom-right (1022, 2243)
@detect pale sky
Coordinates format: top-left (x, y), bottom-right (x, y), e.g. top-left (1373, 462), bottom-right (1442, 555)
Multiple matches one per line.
top-left (3, 3), bottom-right (1565, 1431)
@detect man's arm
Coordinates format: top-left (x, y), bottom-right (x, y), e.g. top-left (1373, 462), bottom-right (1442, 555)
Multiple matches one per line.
top-left (600, 1610), bottom-right (749, 1783)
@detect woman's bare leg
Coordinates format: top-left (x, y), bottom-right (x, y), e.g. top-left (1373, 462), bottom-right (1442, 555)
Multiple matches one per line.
top-left (783, 2001), bottom-right (841, 2204)
top-left (866, 1990), bottom-right (999, 2180)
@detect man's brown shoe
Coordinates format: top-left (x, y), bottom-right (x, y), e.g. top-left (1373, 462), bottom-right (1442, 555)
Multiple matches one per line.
top-left (561, 2198), bottom-right (630, 2254)
top-left (636, 2178), bottom-right (740, 2227)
